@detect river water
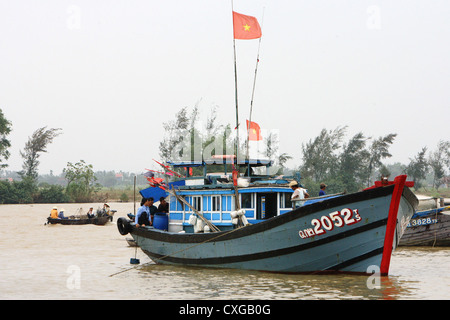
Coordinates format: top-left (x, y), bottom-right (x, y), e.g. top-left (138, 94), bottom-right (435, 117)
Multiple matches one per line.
top-left (0, 203), bottom-right (448, 300)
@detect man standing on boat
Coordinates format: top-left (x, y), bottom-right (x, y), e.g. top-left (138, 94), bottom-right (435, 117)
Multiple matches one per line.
top-left (289, 181), bottom-right (310, 208)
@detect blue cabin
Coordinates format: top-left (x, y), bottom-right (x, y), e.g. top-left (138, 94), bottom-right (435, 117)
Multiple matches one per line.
top-left (143, 159), bottom-right (301, 233)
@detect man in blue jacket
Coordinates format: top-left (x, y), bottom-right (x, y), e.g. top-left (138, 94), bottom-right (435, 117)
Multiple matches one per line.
top-left (135, 198), bottom-right (151, 227)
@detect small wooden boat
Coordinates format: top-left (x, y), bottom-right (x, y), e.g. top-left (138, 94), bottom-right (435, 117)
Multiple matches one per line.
top-left (46, 215), bottom-right (111, 226)
top-left (399, 206), bottom-right (450, 246)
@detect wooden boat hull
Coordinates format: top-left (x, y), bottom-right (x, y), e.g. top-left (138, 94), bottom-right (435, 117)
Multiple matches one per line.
top-left (399, 208), bottom-right (450, 246)
top-left (118, 177), bottom-right (417, 275)
top-left (47, 215), bottom-right (111, 226)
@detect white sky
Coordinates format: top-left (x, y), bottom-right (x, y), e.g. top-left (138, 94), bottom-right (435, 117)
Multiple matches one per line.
top-left (1, 0), bottom-right (449, 175)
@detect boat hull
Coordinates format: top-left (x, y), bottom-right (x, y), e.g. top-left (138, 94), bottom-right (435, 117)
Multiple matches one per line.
top-left (119, 182), bottom-right (417, 275)
top-left (399, 208), bottom-right (450, 246)
top-left (47, 215), bottom-right (111, 226)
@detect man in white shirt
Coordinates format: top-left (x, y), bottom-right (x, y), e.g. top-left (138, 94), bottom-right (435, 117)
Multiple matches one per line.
top-left (289, 181), bottom-right (310, 208)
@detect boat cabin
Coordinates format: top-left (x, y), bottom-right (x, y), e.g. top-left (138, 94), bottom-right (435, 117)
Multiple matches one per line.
top-left (159, 158), bottom-right (299, 233)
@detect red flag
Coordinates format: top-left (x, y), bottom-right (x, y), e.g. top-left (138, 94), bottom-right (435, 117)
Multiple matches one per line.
top-left (233, 11), bottom-right (262, 40)
top-left (246, 120), bottom-right (262, 141)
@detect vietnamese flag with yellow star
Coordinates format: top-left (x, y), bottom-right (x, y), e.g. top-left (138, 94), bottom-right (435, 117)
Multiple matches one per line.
top-left (233, 11), bottom-right (262, 40)
top-left (246, 120), bottom-right (263, 141)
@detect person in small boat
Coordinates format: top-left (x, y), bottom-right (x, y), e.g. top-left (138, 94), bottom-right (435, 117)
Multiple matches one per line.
top-left (158, 197), bottom-right (169, 213)
top-left (58, 209), bottom-right (68, 219)
top-left (50, 207), bottom-right (58, 219)
top-left (103, 203), bottom-right (111, 215)
top-left (135, 198), bottom-right (152, 227)
top-left (87, 207), bottom-right (95, 219)
top-left (319, 183), bottom-right (327, 196)
top-left (289, 181), bottom-right (310, 208)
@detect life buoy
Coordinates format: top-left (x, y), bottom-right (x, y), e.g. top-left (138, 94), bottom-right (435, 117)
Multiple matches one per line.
top-left (117, 217), bottom-right (131, 235)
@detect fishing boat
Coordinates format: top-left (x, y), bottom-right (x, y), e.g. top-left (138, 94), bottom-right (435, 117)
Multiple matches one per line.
top-left (399, 205), bottom-right (450, 246)
top-left (46, 207), bottom-right (113, 226)
top-left (117, 163), bottom-right (417, 275)
top-left (116, 8), bottom-right (418, 275)
top-left (47, 215), bottom-right (111, 226)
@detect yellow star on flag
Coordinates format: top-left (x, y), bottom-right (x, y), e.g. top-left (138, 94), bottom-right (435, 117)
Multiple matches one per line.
top-left (233, 11), bottom-right (262, 40)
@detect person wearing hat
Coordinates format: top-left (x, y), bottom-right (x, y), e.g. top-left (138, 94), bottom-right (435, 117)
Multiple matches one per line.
top-left (103, 203), bottom-right (110, 213)
top-left (50, 206), bottom-right (58, 219)
top-left (58, 208), bottom-right (67, 219)
top-left (319, 183), bottom-right (327, 196)
top-left (289, 181), bottom-right (310, 208)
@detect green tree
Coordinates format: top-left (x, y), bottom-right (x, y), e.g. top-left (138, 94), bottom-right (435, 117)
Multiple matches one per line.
top-left (0, 179), bottom-right (34, 204)
top-left (19, 126), bottom-right (62, 182)
top-left (159, 106), bottom-right (191, 162)
top-left (429, 140), bottom-right (450, 189)
top-left (338, 132), bottom-right (370, 192)
top-left (35, 184), bottom-right (70, 203)
top-left (63, 160), bottom-right (100, 202)
top-left (262, 132), bottom-right (292, 175)
top-left (404, 147), bottom-right (429, 189)
top-left (300, 126), bottom-right (347, 181)
top-left (366, 133), bottom-right (397, 186)
top-left (0, 108), bottom-right (12, 169)
top-left (159, 106), bottom-right (235, 176)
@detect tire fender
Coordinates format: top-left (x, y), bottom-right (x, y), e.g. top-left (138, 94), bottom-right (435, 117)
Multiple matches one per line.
top-left (117, 217), bottom-right (131, 236)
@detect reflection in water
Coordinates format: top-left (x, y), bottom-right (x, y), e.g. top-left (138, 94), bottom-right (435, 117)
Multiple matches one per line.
top-left (126, 262), bottom-right (412, 300)
top-left (0, 204), bottom-right (448, 299)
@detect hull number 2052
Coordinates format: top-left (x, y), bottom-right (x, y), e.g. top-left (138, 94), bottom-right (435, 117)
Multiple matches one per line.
top-left (298, 208), bottom-right (361, 239)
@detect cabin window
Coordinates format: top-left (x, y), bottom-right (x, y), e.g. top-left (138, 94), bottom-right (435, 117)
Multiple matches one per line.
top-left (222, 196), bottom-right (233, 211)
top-left (185, 196), bottom-right (201, 212)
top-left (192, 196), bottom-right (202, 212)
top-left (171, 196), bottom-right (184, 211)
top-left (280, 193), bottom-right (292, 209)
top-left (211, 195), bottom-right (220, 212)
top-left (241, 193), bottom-right (253, 209)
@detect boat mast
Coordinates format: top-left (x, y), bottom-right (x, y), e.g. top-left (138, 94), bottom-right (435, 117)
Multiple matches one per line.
top-left (231, 0), bottom-right (242, 212)
top-left (231, 0), bottom-right (240, 166)
top-left (246, 7), bottom-right (265, 161)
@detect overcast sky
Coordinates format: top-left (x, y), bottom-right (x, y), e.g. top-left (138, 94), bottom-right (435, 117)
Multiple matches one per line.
top-left (1, 0), bottom-right (449, 175)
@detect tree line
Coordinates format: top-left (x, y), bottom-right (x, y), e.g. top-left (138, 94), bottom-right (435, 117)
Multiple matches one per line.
top-left (158, 106), bottom-right (450, 196)
top-left (1, 106), bottom-right (449, 204)
top-left (297, 127), bottom-right (450, 195)
top-left (0, 108), bottom-right (149, 204)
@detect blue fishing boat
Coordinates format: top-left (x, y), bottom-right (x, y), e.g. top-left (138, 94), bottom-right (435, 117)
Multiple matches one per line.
top-left (117, 162), bottom-right (417, 275)
top-left (117, 8), bottom-right (417, 275)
